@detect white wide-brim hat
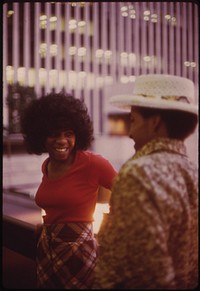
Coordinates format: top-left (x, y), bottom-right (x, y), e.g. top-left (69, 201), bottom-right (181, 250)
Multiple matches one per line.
top-left (110, 74), bottom-right (198, 115)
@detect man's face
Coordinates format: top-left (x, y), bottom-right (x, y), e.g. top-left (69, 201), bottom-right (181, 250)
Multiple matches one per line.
top-left (129, 107), bottom-right (155, 152)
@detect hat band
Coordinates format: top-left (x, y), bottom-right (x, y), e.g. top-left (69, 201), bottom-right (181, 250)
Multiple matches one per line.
top-left (138, 94), bottom-right (191, 104)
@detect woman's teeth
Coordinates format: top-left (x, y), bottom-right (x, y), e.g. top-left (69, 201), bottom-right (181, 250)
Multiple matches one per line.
top-left (56, 148), bottom-right (67, 152)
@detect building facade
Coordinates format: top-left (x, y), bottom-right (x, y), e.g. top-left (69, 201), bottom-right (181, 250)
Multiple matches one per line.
top-left (3, 2), bottom-right (199, 136)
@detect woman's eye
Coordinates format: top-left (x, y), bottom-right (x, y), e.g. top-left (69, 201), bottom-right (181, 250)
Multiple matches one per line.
top-left (47, 130), bottom-right (74, 138)
top-left (65, 131), bottom-right (74, 137)
top-left (48, 132), bottom-right (57, 137)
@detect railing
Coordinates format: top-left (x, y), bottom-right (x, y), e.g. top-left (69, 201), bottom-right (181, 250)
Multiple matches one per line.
top-left (3, 214), bottom-right (42, 288)
top-left (3, 132), bottom-right (26, 156)
top-left (3, 215), bottom-right (41, 260)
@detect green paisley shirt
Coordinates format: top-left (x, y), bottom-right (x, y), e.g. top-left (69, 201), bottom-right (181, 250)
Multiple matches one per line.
top-left (94, 137), bottom-right (198, 289)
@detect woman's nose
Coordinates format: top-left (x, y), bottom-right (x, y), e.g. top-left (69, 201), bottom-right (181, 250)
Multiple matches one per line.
top-left (55, 132), bottom-right (68, 143)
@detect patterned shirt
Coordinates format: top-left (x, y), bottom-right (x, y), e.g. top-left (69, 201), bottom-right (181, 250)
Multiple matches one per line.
top-left (94, 137), bottom-right (198, 289)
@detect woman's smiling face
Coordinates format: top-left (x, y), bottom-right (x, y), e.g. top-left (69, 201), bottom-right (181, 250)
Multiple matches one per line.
top-left (45, 130), bottom-right (76, 162)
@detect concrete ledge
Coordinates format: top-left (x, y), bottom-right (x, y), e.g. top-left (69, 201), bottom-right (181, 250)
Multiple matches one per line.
top-left (3, 215), bottom-right (41, 260)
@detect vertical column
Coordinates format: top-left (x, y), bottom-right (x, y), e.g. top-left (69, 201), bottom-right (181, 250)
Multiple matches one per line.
top-left (34, 2), bottom-right (41, 97)
top-left (100, 2), bottom-right (108, 133)
top-left (187, 2), bottom-right (194, 81)
top-left (13, 3), bottom-right (19, 83)
top-left (126, 2), bottom-right (132, 77)
top-left (141, 2), bottom-right (148, 75)
top-left (101, 2), bottom-right (108, 78)
top-left (118, 2), bottom-right (125, 80)
top-left (23, 2), bottom-right (30, 86)
top-left (55, 2), bottom-right (61, 93)
top-left (155, 2), bottom-right (162, 73)
top-left (162, 2), bottom-right (168, 74)
top-left (133, 2), bottom-right (140, 76)
top-left (148, 2), bottom-right (155, 74)
top-left (45, 2), bottom-right (51, 94)
top-left (3, 3), bottom-right (8, 127)
top-left (74, 4), bottom-right (81, 98)
top-left (110, 2), bottom-right (117, 81)
top-left (181, 2), bottom-right (188, 78)
top-left (83, 2), bottom-right (91, 114)
top-left (193, 2), bottom-right (198, 102)
top-left (64, 3), bottom-right (70, 92)
top-left (93, 2), bottom-right (100, 135)
top-left (175, 2), bottom-right (181, 76)
top-left (169, 2), bottom-right (175, 75)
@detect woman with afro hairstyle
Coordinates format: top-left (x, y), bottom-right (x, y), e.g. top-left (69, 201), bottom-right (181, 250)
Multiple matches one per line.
top-left (20, 92), bottom-right (117, 289)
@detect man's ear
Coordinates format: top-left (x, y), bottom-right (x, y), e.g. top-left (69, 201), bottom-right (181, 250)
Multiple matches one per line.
top-left (150, 114), bottom-right (162, 132)
top-left (150, 114), bottom-right (168, 136)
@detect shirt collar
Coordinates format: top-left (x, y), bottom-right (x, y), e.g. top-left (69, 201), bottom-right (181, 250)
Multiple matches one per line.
top-left (133, 137), bottom-right (187, 160)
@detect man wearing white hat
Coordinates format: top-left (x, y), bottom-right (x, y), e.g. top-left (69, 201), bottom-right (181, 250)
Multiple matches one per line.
top-left (94, 74), bottom-right (198, 289)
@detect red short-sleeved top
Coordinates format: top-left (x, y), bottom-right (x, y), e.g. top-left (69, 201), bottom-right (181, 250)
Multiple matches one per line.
top-left (35, 150), bottom-right (117, 223)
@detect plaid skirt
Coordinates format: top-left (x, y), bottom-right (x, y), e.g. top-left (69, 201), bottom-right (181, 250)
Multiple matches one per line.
top-left (36, 223), bottom-right (98, 289)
